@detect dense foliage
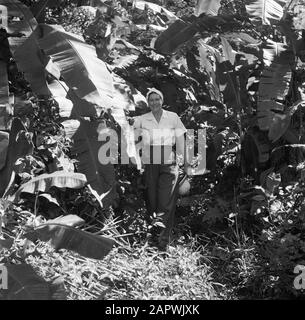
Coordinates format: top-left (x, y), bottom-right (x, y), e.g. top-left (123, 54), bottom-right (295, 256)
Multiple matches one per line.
top-left (1, 0), bottom-right (305, 299)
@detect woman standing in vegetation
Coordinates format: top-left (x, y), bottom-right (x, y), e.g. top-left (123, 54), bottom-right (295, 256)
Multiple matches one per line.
top-left (132, 88), bottom-right (189, 249)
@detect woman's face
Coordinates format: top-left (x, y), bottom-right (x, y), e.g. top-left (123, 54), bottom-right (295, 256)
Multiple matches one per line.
top-left (148, 93), bottom-right (163, 113)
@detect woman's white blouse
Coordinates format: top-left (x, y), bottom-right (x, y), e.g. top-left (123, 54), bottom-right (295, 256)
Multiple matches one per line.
top-left (133, 110), bottom-right (187, 146)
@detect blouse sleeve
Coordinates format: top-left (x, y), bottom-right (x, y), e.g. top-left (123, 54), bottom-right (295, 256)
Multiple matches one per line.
top-left (175, 114), bottom-right (187, 137)
top-left (133, 115), bottom-right (142, 129)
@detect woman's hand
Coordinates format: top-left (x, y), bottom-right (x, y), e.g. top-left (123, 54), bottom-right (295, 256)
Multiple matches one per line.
top-left (127, 117), bottom-right (135, 126)
top-left (184, 163), bottom-right (192, 176)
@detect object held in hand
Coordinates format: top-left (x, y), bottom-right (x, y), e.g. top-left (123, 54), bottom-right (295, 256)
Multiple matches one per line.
top-left (178, 174), bottom-right (190, 196)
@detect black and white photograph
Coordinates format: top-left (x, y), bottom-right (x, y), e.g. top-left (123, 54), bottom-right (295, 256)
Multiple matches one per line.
top-left (0, 0), bottom-right (305, 305)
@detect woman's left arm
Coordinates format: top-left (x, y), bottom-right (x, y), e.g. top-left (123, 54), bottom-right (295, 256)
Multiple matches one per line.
top-left (174, 114), bottom-right (191, 171)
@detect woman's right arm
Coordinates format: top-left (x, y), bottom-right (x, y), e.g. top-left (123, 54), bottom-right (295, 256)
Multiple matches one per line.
top-left (128, 116), bottom-right (141, 128)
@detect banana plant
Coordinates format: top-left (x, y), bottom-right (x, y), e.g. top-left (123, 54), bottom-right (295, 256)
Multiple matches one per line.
top-left (257, 40), bottom-right (295, 142)
top-left (152, 0), bottom-right (305, 169)
top-left (0, 0), bottom-right (142, 202)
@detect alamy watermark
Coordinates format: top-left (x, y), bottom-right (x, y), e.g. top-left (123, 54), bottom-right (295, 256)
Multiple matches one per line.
top-left (97, 127), bottom-right (207, 175)
top-left (294, 265), bottom-right (305, 290)
top-left (0, 265), bottom-right (8, 290)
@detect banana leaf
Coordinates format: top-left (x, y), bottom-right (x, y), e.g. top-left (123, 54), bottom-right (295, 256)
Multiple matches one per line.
top-left (111, 74), bottom-right (142, 170)
top-left (111, 54), bottom-right (139, 70)
top-left (0, 1), bottom-right (51, 95)
top-left (47, 79), bottom-right (73, 118)
top-left (188, 40), bottom-right (221, 101)
top-left (61, 118), bottom-right (117, 203)
top-left (0, 264), bottom-right (51, 300)
top-left (0, 61), bottom-right (9, 130)
top-left (44, 55), bottom-right (98, 118)
top-left (14, 29), bottom-right (50, 96)
top-left (0, 131), bottom-right (8, 170)
top-left (0, 0), bottom-right (38, 54)
top-left (47, 78), bottom-right (97, 118)
top-left (38, 24), bottom-right (114, 116)
top-left (0, 118), bottom-right (33, 197)
top-left (194, 0), bottom-right (221, 16)
top-left (257, 40), bottom-right (294, 141)
top-left (242, 128), bottom-right (270, 173)
top-left (268, 100), bottom-right (304, 142)
top-left (155, 15), bottom-right (243, 55)
top-left (220, 36), bottom-right (236, 65)
top-left (0, 61), bottom-right (8, 105)
top-left (245, 0), bottom-right (287, 25)
top-left (44, 214), bottom-right (85, 228)
top-left (154, 19), bottom-right (197, 54)
top-left (12, 171), bottom-right (88, 200)
top-left (24, 222), bottom-right (115, 260)
top-left (44, 46), bottom-right (107, 117)
top-left (222, 32), bottom-right (262, 46)
top-left (39, 31), bottom-right (140, 196)
top-left (216, 57), bottom-right (240, 112)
